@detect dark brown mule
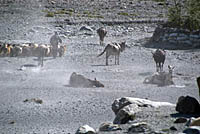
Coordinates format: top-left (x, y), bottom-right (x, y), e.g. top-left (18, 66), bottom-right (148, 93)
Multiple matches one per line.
top-left (97, 27), bottom-right (107, 45)
top-left (69, 72), bottom-right (104, 88)
top-left (152, 49), bottom-right (166, 72)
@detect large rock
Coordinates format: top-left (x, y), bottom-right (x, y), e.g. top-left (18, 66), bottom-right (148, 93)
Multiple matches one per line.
top-left (69, 72), bottom-right (104, 88)
top-left (113, 104), bottom-right (140, 124)
top-left (183, 126), bottom-right (200, 134)
top-left (176, 96), bottom-right (200, 114)
top-left (75, 125), bottom-right (96, 134)
top-left (112, 97), bottom-right (175, 115)
top-left (79, 26), bottom-right (93, 32)
top-left (151, 26), bottom-right (165, 42)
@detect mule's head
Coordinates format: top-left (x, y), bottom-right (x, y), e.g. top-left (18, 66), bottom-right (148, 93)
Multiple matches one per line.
top-left (92, 78), bottom-right (104, 87)
top-left (119, 41), bottom-right (126, 52)
top-left (97, 27), bottom-right (107, 40)
top-left (168, 65), bottom-right (175, 74)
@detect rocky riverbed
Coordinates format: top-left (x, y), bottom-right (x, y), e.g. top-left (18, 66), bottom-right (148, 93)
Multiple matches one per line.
top-left (0, 0), bottom-right (199, 134)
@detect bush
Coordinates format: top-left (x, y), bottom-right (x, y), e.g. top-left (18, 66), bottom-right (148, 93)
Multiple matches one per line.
top-left (167, 0), bottom-right (200, 31)
top-left (45, 12), bottom-right (54, 17)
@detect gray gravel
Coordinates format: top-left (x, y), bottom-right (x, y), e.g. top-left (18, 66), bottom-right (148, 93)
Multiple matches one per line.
top-left (0, 0), bottom-right (199, 134)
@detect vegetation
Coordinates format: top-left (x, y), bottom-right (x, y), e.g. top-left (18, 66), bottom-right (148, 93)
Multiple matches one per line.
top-left (152, 0), bottom-right (166, 2)
top-left (167, 0), bottom-right (200, 31)
top-left (45, 12), bottom-right (54, 17)
top-left (45, 8), bottom-right (74, 17)
top-left (118, 12), bottom-right (138, 17)
top-left (118, 12), bottom-right (129, 16)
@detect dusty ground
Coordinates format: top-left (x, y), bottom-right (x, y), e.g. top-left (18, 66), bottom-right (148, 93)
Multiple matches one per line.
top-left (0, 0), bottom-right (200, 134)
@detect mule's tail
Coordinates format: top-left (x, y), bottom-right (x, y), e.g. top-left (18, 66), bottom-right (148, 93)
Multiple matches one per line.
top-left (97, 45), bottom-right (108, 57)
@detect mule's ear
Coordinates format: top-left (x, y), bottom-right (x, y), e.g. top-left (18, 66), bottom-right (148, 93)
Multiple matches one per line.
top-left (168, 65), bottom-right (175, 69)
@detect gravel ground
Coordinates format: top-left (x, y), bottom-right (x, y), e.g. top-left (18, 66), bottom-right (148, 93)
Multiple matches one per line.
top-left (0, 0), bottom-right (199, 134)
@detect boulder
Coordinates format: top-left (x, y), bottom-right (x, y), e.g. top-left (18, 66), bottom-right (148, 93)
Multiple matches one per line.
top-left (113, 104), bottom-right (140, 124)
top-left (183, 126), bottom-right (200, 134)
top-left (99, 122), bottom-right (121, 131)
top-left (112, 97), bottom-right (175, 115)
top-left (69, 72), bottom-right (104, 88)
top-left (75, 125), bottom-right (96, 134)
top-left (176, 96), bottom-right (200, 114)
top-left (79, 26), bottom-right (93, 32)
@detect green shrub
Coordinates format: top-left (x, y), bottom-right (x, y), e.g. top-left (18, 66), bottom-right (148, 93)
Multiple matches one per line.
top-left (45, 12), bottom-right (54, 17)
top-left (167, 0), bottom-right (200, 31)
top-left (118, 12), bottom-right (129, 16)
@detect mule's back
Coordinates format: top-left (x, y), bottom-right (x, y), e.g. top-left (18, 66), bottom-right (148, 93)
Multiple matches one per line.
top-left (153, 49), bottom-right (166, 63)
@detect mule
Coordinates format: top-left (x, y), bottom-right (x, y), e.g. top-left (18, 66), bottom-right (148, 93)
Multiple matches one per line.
top-left (97, 27), bottom-right (107, 45)
top-left (152, 49), bottom-right (166, 72)
top-left (97, 41), bottom-right (126, 65)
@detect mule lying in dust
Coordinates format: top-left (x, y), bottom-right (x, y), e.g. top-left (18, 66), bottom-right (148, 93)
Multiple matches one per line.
top-left (97, 41), bottom-right (126, 65)
top-left (68, 72), bottom-right (104, 88)
top-left (143, 65), bottom-right (175, 86)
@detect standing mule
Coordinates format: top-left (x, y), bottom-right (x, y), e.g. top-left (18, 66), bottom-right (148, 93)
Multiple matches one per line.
top-left (97, 27), bottom-right (107, 45)
top-left (97, 41), bottom-right (126, 65)
top-left (152, 49), bottom-right (166, 72)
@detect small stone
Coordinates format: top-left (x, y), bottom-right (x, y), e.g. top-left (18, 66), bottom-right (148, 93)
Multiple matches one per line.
top-left (170, 126), bottom-right (177, 131)
top-left (174, 117), bottom-right (188, 123)
top-left (99, 122), bottom-right (121, 131)
top-left (128, 122), bottom-right (150, 133)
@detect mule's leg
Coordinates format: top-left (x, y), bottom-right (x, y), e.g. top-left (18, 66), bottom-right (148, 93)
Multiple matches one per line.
top-left (106, 53), bottom-right (108, 66)
top-left (114, 55), bottom-right (116, 65)
top-left (161, 63), bottom-right (163, 72)
top-left (159, 63), bottom-right (161, 72)
top-left (41, 55), bottom-right (44, 67)
top-left (117, 54), bottom-right (119, 65)
top-left (156, 63), bottom-right (159, 72)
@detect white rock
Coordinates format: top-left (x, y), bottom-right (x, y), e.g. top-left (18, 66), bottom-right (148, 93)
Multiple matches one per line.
top-left (75, 125), bottom-right (96, 134)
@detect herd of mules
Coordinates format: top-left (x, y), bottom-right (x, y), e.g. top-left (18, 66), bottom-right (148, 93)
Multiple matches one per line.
top-left (0, 27), bottom-right (199, 91)
top-left (0, 43), bottom-right (67, 66)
